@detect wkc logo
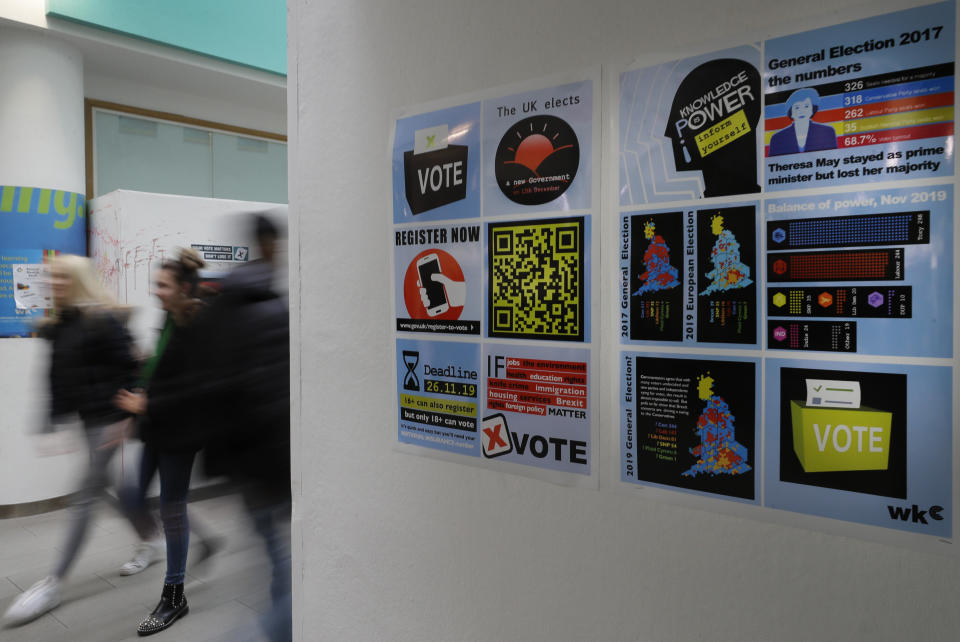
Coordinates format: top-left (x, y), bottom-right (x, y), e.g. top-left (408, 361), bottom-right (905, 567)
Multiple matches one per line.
top-left (481, 414), bottom-right (513, 458)
top-left (403, 124), bottom-right (468, 215)
top-left (888, 504), bottom-right (944, 525)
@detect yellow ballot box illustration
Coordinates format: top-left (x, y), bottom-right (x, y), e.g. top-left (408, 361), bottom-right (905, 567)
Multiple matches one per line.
top-left (790, 400), bottom-right (892, 473)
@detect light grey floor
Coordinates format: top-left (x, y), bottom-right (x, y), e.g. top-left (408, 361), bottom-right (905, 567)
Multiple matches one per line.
top-left (0, 493), bottom-right (273, 641)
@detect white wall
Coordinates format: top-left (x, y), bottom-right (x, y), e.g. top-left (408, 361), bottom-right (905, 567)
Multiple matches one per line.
top-left (0, 27), bottom-right (88, 505)
top-left (290, 0), bottom-right (960, 640)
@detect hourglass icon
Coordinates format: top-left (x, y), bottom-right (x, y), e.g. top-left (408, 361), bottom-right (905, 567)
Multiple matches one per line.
top-left (402, 350), bottom-right (420, 391)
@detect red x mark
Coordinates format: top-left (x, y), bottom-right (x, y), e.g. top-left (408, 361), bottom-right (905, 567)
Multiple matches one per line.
top-left (484, 424), bottom-right (507, 449)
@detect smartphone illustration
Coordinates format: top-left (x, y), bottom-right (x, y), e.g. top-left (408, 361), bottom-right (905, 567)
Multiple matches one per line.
top-left (417, 253), bottom-right (449, 316)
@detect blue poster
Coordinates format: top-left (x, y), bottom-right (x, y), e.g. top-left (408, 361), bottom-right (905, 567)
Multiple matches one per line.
top-left (765, 185), bottom-right (952, 357)
top-left (764, 358), bottom-right (952, 537)
top-left (764, 1), bottom-right (955, 189)
top-left (483, 343), bottom-right (591, 475)
top-left (0, 186), bottom-right (86, 337)
top-left (394, 222), bottom-right (482, 336)
top-left (396, 338), bottom-right (481, 457)
top-left (620, 352), bottom-right (760, 503)
top-left (391, 73), bottom-right (596, 485)
top-left (392, 102), bottom-right (481, 224)
top-left (482, 80), bottom-right (593, 218)
top-left (620, 44), bottom-right (763, 204)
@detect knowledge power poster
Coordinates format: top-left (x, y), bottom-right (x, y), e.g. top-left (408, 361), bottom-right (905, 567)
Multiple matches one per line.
top-left (392, 70), bottom-right (599, 487)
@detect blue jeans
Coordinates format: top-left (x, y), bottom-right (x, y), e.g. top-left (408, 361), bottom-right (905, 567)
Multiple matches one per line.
top-left (243, 488), bottom-right (291, 642)
top-left (54, 422), bottom-right (158, 579)
top-left (132, 445), bottom-right (196, 585)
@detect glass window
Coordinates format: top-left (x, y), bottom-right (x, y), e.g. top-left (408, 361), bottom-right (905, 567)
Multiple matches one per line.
top-left (93, 109), bottom-right (287, 204)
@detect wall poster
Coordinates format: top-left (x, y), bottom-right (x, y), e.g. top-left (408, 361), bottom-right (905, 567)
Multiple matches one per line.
top-left (0, 186), bottom-right (86, 337)
top-left (617, 1), bottom-right (956, 548)
top-left (764, 1), bottom-right (955, 190)
top-left (392, 70), bottom-right (600, 486)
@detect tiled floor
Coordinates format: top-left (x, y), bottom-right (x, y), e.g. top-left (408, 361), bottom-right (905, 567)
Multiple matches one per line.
top-left (0, 493), bottom-right (274, 641)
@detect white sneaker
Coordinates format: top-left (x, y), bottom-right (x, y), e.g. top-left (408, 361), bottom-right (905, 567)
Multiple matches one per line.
top-left (119, 538), bottom-right (164, 576)
top-left (3, 576), bottom-right (61, 627)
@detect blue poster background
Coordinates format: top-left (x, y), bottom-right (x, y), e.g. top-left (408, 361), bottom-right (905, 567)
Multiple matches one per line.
top-left (764, 1), bottom-right (955, 188)
top-left (393, 102), bottom-right (482, 224)
top-left (482, 80), bottom-right (593, 217)
top-left (396, 338), bottom-right (481, 457)
top-left (765, 185), bottom-right (953, 357)
top-left (620, 44), bottom-right (763, 205)
top-left (764, 358), bottom-right (952, 537)
top-left (0, 186), bottom-right (86, 337)
top-left (393, 222), bottom-right (482, 335)
top-left (483, 343), bottom-right (591, 475)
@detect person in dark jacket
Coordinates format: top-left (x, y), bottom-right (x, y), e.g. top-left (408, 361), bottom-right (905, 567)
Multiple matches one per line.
top-left (114, 248), bottom-right (209, 637)
top-left (3, 255), bottom-right (160, 628)
top-left (198, 214), bottom-right (291, 641)
top-left (205, 214), bottom-right (290, 640)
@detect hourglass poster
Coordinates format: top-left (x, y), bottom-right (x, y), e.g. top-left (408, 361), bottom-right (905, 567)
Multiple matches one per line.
top-left (620, 44), bottom-right (762, 205)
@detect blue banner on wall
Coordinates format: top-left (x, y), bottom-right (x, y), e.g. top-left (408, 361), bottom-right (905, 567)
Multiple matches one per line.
top-left (0, 186), bottom-right (86, 337)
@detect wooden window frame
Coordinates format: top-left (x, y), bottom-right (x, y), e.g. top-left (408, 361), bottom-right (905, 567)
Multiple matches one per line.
top-left (84, 99), bottom-right (287, 200)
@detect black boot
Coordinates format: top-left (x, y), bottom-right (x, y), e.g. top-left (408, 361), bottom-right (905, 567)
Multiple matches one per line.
top-left (137, 583), bottom-right (188, 636)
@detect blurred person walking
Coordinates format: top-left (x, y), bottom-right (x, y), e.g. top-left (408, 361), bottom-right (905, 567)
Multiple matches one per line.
top-left (2, 255), bottom-right (161, 628)
top-left (114, 248), bottom-right (212, 636)
top-left (201, 214), bottom-right (291, 641)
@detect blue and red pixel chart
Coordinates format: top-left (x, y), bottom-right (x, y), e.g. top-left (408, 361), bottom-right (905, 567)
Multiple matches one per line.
top-left (765, 186), bottom-right (952, 357)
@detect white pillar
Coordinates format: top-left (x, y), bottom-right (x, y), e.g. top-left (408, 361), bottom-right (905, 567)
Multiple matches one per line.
top-left (0, 25), bottom-right (86, 506)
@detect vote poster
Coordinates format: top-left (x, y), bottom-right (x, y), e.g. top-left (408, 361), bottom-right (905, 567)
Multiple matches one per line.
top-left (620, 353), bottom-right (759, 502)
top-left (764, 358), bottom-right (951, 537)
top-left (620, 44), bottom-right (763, 204)
top-left (764, 1), bottom-right (955, 190)
top-left (394, 223), bottom-right (482, 335)
top-left (0, 186), bottom-right (86, 337)
top-left (392, 71), bottom-right (598, 486)
top-left (483, 81), bottom-right (594, 217)
top-left (620, 203), bottom-right (757, 346)
top-left (483, 344), bottom-right (590, 476)
top-left (397, 338), bottom-right (481, 456)
top-left (765, 185), bottom-right (952, 357)
top-left (392, 102), bottom-right (481, 224)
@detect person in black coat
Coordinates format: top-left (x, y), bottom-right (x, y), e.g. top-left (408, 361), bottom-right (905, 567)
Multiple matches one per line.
top-left (3, 255), bottom-right (159, 628)
top-left (197, 214), bottom-right (291, 642)
top-left (115, 248), bottom-right (210, 636)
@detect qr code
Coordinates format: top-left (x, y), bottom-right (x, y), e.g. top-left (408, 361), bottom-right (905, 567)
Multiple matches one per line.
top-left (488, 217), bottom-right (584, 341)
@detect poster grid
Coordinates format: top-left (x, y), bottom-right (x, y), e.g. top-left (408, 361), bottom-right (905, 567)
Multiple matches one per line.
top-left (391, 69), bottom-right (601, 487)
top-left (614, 0), bottom-right (958, 551)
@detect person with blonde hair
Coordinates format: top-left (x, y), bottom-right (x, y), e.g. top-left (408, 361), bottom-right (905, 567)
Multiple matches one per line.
top-left (3, 254), bottom-right (161, 628)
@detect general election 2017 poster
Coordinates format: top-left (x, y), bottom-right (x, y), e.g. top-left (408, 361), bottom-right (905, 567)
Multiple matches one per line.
top-left (764, 1), bottom-right (955, 189)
